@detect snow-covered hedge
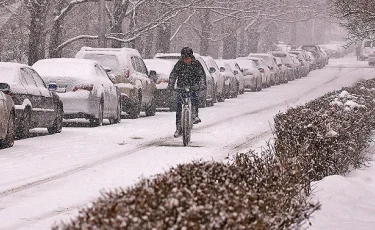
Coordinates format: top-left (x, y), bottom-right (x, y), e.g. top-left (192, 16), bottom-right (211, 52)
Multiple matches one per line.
top-left (53, 152), bottom-right (319, 229)
top-left (274, 79), bottom-right (375, 189)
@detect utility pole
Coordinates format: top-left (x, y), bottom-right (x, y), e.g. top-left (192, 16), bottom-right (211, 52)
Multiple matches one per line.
top-left (98, 0), bottom-right (106, 47)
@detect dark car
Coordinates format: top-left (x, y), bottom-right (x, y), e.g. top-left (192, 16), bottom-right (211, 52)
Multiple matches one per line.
top-left (299, 45), bottom-right (326, 69)
top-left (0, 62), bottom-right (63, 138)
top-left (0, 84), bottom-right (15, 148)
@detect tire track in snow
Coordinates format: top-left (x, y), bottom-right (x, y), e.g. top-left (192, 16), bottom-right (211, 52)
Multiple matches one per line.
top-left (0, 66), bottom-right (353, 199)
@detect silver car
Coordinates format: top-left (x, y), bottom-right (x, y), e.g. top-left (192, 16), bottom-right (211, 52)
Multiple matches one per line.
top-left (0, 83), bottom-right (15, 148)
top-left (33, 58), bottom-right (121, 127)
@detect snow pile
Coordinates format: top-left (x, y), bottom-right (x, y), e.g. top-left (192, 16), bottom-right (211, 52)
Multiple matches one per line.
top-left (273, 79), bottom-right (375, 191)
top-left (52, 152), bottom-right (319, 230)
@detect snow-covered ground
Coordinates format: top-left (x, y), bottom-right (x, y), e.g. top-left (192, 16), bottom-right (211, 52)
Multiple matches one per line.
top-left (0, 55), bottom-right (374, 229)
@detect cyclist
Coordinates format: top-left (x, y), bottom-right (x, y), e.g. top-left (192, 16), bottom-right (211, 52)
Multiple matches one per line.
top-left (168, 47), bottom-right (207, 138)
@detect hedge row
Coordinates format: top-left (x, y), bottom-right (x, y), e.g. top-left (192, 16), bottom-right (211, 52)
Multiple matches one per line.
top-left (274, 79), bottom-right (375, 190)
top-left (53, 79), bottom-right (375, 229)
top-left (53, 151), bottom-right (319, 230)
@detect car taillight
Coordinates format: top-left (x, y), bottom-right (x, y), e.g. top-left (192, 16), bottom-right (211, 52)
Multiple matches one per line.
top-left (124, 70), bottom-right (130, 78)
top-left (157, 79), bottom-right (169, 84)
top-left (73, 84), bottom-right (94, 92)
top-left (259, 68), bottom-right (265, 73)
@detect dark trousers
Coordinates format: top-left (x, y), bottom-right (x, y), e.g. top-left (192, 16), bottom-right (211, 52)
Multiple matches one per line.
top-left (176, 91), bottom-right (199, 127)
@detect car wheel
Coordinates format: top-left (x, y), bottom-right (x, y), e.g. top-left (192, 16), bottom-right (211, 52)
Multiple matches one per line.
top-left (114, 101), bottom-right (122, 123)
top-left (47, 106), bottom-right (63, 134)
top-left (1, 112), bottom-right (15, 148)
top-left (16, 109), bottom-right (31, 139)
top-left (145, 98), bottom-right (156, 116)
top-left (90, 102), bottom-right (104, 127)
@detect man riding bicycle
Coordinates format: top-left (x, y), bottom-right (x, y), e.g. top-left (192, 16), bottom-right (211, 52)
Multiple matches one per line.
top-left (168, 47), bottom-right (207, 138)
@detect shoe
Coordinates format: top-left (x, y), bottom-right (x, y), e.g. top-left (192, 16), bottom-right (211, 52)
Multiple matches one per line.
top-left (193, 116), bottom-right (201, 124)
top-left (174, 129), bottom-right (182, 138)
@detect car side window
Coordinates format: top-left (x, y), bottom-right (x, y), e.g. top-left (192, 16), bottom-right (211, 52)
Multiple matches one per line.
top-left (20, 68), bottom-right (38, 87)
top-left (131, 57), bottom-right (139, 73)
top-left (28, 68), bottom-right (47, 89)
top-left (136, 57), bottom-right (148, 75)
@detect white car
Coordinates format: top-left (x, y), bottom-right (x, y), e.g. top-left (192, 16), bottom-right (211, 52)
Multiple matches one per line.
top-left (233, 59), bottom-right (262, 91)
top-left (201, 56), bottom-right (226, 102)
top-left (75, 47), bottom-right (156, 119)
top-left (33, 58), bottom-right (121, 126)
top-left (248, 53), bottom-right (280, 85)
top-left (238, 57), bottom-right (270, 88)
top-left (143, 59), bottom-right (176, 110)
top-left (224, 60), bottom-right (245, 94)
top-left (0, 84), bottom-right (14, 148)
top-left (215, 60), bottom-right (238, 98)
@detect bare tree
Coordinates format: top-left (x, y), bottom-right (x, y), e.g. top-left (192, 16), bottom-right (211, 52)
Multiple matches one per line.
top-left (24, 0), bottom-right (51, 65)
top-left (330, 0), bottom-right (375, 45)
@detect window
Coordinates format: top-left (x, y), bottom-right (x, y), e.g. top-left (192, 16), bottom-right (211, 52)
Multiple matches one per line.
top-left (131, 57), bottom-right (139, 72)
top-left (20, 68), bottom-right (37, 87)
top-left (28, 68), bottom-right (47, 89)
top-left (136, 57), bottom-right (148, 75)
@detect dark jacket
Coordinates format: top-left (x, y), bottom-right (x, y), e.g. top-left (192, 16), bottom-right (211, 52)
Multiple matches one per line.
top-left (168, 56), bottom-right (207, 91)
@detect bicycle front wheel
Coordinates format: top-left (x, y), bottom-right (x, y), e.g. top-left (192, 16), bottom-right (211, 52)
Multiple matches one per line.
top-left (182, 108), bottom-right (191, 146)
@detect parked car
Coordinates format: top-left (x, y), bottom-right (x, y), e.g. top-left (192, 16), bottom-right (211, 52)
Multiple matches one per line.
top-left (154, 53), bottom-right (215, 107)
top-left (233, 59), bottom-right (262, 91)
top-left (201, 56), bottom-right (226, 102)
top-left (288, 50), bottom-right (310, 77)
top-left (248, 53), bottom-right (281, 85)
top-left (224, 60), bottom-right (245, 94)
top-left (289, 54), bottom-right (304, 79)
top-left (0, 84), bottom-right (15, 148)
top-left (238, 57), bottom-right (271, 88)
top-left (143, 59), bottom-right (177, 110)
top-left (299, 45), bottom-right (326, 69)
top-left (33, 58), bottom-right (120, 126)
top-left (215, 60), bottom-right (238, 98)
top-left (75, 47), bottom-right (156, 119)
top-left (273, 57), bottom-right (289, 84)
top-left (0, 62), bottom-right (63, 138)
top-left (270, 51), bottom-right (299, 80)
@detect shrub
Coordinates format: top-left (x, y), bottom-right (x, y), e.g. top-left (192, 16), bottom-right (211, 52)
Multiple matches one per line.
top-left (53, 151), bottom-right (319, 230)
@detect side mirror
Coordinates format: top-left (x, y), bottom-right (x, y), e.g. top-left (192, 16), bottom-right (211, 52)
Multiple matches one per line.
top-left (240, 68), bottom-right (244, 73)
top-left (0, 83), bottom-right (10, 94)
top-left (149, 70), bottom-right (157, 83)
top-left (209, 67), bottom-right (216, 74)
top-left (103, 66), bottom-right (113, 73)
top-left (220, 67), bottom-right (226, 72)
top-left (48, 83), bottom-right (57, 92)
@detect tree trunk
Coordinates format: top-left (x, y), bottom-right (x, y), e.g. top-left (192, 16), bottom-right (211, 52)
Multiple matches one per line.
top-left (222, 32), bottom-right (237, 59)
top-left (144, 31), bottom-right (154, 58)
top-left (200, 9), bottom-right (211, 56)
top-left (238, 26), bottom-right (245, 57)
top-left (26, 1), bottom-right (50, 65)
top-left (111, 0), bottom-right (129, 48)
top-left (49, 19), bottom-right (62, 58)
top-left (247, 28), bottom-right (259, 53)
top-left (28, 12), bottom-right (45, 65)
top-left (156, 22), bottom-right (171, 53)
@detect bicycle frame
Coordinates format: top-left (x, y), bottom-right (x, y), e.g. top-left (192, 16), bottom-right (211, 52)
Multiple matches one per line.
top-left (177, 88), bottom-right (193, 146)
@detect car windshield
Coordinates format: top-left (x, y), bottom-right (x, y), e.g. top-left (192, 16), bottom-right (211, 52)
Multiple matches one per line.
top-left (83, 54), bottom-right (119, 70)
top-left (0, 67), bottom-right (17, 84)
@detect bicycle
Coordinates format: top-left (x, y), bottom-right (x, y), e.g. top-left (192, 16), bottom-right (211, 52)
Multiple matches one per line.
top-left (176, 87), bottom-right (193, 146)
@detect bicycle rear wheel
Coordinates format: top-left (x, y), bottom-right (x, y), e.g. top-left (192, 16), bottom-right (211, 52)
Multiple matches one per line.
top-left (182, 108), bottom-right (191, 146)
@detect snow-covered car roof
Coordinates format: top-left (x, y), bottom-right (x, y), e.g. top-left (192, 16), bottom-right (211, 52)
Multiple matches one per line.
top-left (143, 59), bottom-right (175, 76)
top-left (33, 58), bottom-right (99, 78)
top-left (0, 62), bottom-right (27, 84)
top-left (77, 47), bottom-right (141, 57)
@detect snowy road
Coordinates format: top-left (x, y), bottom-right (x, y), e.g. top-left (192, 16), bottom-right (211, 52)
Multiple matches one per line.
top-left (0, 56), bottom-right (374, 229)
